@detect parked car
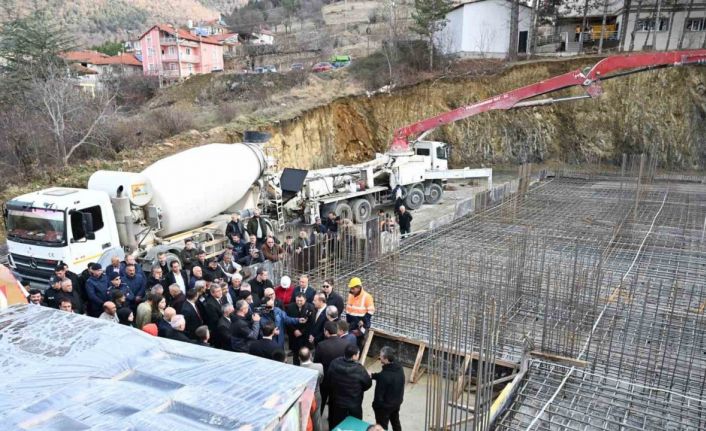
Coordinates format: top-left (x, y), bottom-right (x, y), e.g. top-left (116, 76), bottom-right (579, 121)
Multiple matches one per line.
top-left (330, 55), bottom-right (352, 68)
top-left (312, 62), bottom-right (334, 73)
top-left (290, 63), bottom-right (304, 71)
top-left (254, 65), bottom-right (277, 73)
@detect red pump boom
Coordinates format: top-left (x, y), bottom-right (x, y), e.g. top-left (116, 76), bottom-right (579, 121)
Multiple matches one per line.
top-left (389, 50), bottom-right (706, 153)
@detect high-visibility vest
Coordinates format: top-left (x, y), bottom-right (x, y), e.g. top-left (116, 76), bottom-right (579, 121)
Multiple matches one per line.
top-left (346, 289), bottom-right (375, 317)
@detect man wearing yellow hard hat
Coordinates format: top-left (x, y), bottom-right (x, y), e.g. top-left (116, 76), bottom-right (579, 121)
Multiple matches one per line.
top-left (345, 277), bottom-right (375, 348)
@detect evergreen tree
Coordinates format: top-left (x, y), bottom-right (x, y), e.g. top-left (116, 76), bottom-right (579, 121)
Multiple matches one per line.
top-left (410, 0), bottom-right (453, 71)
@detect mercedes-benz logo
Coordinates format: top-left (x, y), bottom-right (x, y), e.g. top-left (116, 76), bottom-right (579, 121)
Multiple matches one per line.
top-left (29, 258), bottom-right (38, 269)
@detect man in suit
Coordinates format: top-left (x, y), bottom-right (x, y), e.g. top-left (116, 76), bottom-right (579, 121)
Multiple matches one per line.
top-left (231, 299), bottom-right (261, 353)
top-left (337, 320), bottom-right (358, 347)
top-left (168, 284), bottom-right (186, 313)
top-left (165, 260), bottom-right (189, 296)
top-left (248, 322), bottom-right (279, 360)
top-left (314, 321), bottom-right (349, 413)
top-left (202, 284), bottom-right (224, 333)
top-left (181, 289), bottom-right (203, 340)
top-left (299, 347), bottom-right (324, 431)
top-left (325, 344), bottom-right (373, 429)
top-left (290, 274), bottom-right (316, 304)
top-left (214, 303), bottom-right (234, 350)
top-left (286, 292), bottom-right (315, 365)
top-left (322, 279), bottom-right (344, 316)
top-left (309, 292), bottom-right (328, 346)
top-left (194, 325), bottom-right (211, 347)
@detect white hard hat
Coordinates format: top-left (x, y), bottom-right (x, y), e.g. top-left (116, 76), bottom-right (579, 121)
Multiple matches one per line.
top-left (281, 276), bottom-right (291, 288)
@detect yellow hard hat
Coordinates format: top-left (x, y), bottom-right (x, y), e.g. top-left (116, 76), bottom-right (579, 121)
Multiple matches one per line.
top-left (348, 277), bottom-right (362, 288)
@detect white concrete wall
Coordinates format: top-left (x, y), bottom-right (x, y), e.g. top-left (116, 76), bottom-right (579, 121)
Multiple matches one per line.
top-left (436, 0), bottom-right (532, 58)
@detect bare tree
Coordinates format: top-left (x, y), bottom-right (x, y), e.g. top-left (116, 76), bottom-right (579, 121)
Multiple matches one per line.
top-left (32, 64), bottom-right (117, 166)
top-left (508, 0), bottom-right (520, 60)
top-left (628, 0), bottom-right (645, 51)
top-left (678, 0), bottom-right (696, 49)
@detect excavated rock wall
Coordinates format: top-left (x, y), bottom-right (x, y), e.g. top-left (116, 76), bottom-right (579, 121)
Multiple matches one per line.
top-left (260, 60), bottom-right (706, 170)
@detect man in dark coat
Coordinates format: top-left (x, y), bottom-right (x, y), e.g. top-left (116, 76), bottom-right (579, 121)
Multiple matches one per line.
top-left (314, 321), bottom-right (349, 413)
top-left (248, 322), bottom-right (279, 360)
top-left (245, 208), bottom-right (268, 246)
top-left (397, 205), bottom-right (413, 236)
top-left (181, 289), bottom-right (203, 340)
top-left (44, 277), bottom-right (63, 309)
top-left (250, 267), bottom-right (273, 299)
top-left (214, 303), bottom-right (234, 350)
top-left (286, 292), bottom-right (315, 365)
top-left (165, 260), bottom-right (189, 296)
top-left (225, 212), bottom-right (247, 241)
top-left (203, 258), bottom-right (227, 283)
top-left (179, 239), bottom-right (200, 273)
top-left (322, 280), bottom-right (344, 314)
top-left (146, 266), bottom-right (165, 292)
top-left (123, 264), bottom-right (146, 309)
top-left (202, 284), bottom-right (224, 332)
top-left (108, 272), bottom-right (134, 305)
top-left (289, 274), bottom-right (316, 304)
top-left (325, 344), bottom-right (373, 429)
top-left (231, 299), bottom-right (261, 352)
top-left (85, 263), bottom-right (110, 317)
top-left (309, 292), bottom-right (328, 346)
top-left (371, 346), bottom-right (405, 431)
top-left (194, 325), bottom-right (211, 347)
top-left (57, 278), bottom-right (84, 315)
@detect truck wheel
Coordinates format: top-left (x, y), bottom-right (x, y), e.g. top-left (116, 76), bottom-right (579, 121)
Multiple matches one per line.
top-left (404, 188), bottom-right (425, 210)
top-left (351, 198), bottom-right (372, 223)
top-left (425, 183), bottom-right (443, 204)
top-left (335, 202), bottom-right (353, 221)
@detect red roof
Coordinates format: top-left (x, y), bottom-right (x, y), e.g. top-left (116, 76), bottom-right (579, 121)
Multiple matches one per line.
top-left (139, 24), bottom-right (224, 46)
top-left (61, 51), bottom-right (142, 67)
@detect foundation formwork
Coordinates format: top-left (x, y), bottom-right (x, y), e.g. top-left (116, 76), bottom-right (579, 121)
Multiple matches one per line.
top-left (338, 157), bottom-right (706, 430)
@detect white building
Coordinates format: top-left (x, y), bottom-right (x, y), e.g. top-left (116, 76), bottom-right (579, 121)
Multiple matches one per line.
top-left (435, 0), bottom-right (532, 58)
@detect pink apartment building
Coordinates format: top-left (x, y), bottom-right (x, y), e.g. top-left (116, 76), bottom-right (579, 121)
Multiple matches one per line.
top-left (139, 24), bottom-right (224, 79)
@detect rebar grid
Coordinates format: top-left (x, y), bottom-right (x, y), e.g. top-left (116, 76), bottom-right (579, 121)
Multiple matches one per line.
top-left (327, 154), bottom-right (705, 430)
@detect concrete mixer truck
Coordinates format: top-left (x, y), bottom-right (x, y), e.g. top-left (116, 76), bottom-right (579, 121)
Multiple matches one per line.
top-left (3, 142), bottom-right (268, 284)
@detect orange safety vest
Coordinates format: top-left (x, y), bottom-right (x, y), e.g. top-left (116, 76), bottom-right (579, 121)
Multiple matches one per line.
top-left (346, 289), bottom-right (375, 317)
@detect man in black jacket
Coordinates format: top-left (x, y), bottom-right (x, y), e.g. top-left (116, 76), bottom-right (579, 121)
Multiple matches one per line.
top-left (314, 321), bottom-right (349, 413)
top-left (322, 279), bottom-right (344, 314)
top-left (181, 289), bottom-right (203, 340)
top-left (289, 274), bottom-right (316, 304)
top-left (325, 344), bottom-right (373, 429)
top-left (309, 292), bottom-right (328, 346)
top-left (371, 346), bottom-right (405, 431)
top-left (57, 279), bottom-right (85, 315)
top-left (246, 208), bottom-right (268, 246)
top-left (179, 239), bottom-right (200, 273)
top-left (231, 299), bottom-right (261, 352)
top-left (165, 260), bottom-right (189, 296)
top-left (214, 303), bottom-right (234, 350)
top-left (202, 284), bottom-right (224, 332)
top-left (249, 321), bottom-right (279, 360)
top-left (286, 292), bottom-right (315, 364)
top-left (226, 212), bottom-right (247, 241)
top-left (397, 205), bottom-right (413, 236)
top-left (250, 267), bottom-right (273, 298)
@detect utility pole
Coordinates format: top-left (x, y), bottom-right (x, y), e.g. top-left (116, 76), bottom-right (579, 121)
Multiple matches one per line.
top-left (175, 24), bottom-right (183, 79)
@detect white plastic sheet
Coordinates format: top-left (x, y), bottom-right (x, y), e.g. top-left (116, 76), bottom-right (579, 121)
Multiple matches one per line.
top-left (0, 305), bottom-right (317, 430)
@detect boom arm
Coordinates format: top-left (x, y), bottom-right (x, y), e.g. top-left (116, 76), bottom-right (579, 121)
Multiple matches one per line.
top-left (389, 50), bottom-right (706, 153)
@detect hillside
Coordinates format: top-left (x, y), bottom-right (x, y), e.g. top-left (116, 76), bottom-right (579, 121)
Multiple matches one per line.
top-left (0, 0), bottom-right (221, 44)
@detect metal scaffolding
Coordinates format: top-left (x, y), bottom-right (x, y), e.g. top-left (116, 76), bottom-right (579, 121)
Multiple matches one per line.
top-left (331, 155), bottom-right (706, 430)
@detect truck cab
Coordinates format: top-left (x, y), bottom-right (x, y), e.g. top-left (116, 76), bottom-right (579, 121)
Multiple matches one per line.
top-left (412, 141), bottom-right (449, 171)
top-left (3, 188), bottom-right (122, 285)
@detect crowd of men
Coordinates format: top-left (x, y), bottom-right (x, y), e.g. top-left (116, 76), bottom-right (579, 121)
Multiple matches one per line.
top-left (26, 211), bottom-right (406, 430)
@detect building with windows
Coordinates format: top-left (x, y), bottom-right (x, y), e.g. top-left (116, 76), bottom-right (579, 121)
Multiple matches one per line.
top-left (552, 0), bottom-right (706, 53)
top-left (434, 0), bottom-right (532, 58)
top-left (138, 24), bottom-right (224, 80)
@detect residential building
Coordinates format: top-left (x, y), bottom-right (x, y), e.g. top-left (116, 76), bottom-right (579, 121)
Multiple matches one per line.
top-left (434, 0), bottom-right (532, 58)
top-left (139, 24), bottom-right (224, 80)
top-left (189, 17), bottom-right (229, 36)
top-left (250, 29), bottom-right (275, 45)
top-left (212, 32), bottom-right (241, 57)
top-left (61, 50), bottom-right (142, 92)
top-left (551, 0), bottom-right (706, 53)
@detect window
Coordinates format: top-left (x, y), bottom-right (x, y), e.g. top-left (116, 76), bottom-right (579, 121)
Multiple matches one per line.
top-left (186, 47), bottom-right (191, 55)
top-left (169, 46), bottom-right (176, 55)
top-left (146, 36), bottom-right (152, 45)
top-left (416, 148), bottom-right (430, 156)
top-left (170, 63), bottom-right (177, 70)
top-left (436, 146), bottom-right (448, 160)
top-left (148, 63), bottom-right (156, 72)
top-left (148, 47), bottom-right (155, 56)
top-left (70, 206), bottom-right (104, 241)
top-left (188, 63), bottom-right (193, 74)
top-left (636, 18), bottom-right (669, 32)
top-left (686, 18), bottom-right (705, 32)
